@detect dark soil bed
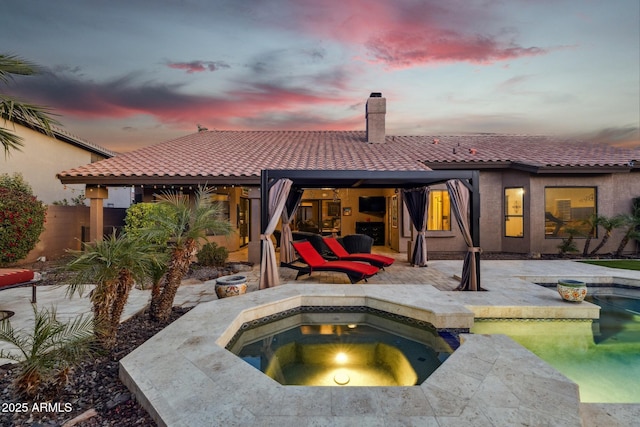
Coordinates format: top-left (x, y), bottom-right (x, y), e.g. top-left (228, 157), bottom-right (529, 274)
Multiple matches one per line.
top-left (0, 307), bottom-right (190, 427)
top-left (0, 261), bottom-right (242, 427)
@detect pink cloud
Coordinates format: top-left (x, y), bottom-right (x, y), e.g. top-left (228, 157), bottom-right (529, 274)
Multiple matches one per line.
top-left (166, 60), bottom-right (230, 73)
top-left (366, 32), bottom-right (545, 68)
top-left (283, 0), bottom-right (547, 68)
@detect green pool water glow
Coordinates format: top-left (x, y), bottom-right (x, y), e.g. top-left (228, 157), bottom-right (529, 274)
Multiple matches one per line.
top-left (471, 294), bottom-right (640, 403)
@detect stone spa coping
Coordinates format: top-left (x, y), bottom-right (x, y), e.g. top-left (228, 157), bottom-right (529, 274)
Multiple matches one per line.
top-left (120, 283), bottom-right (592, 426)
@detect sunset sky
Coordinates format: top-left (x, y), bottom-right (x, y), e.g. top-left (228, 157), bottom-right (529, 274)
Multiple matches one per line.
top-left (2, 0), bottom-right (639, 153)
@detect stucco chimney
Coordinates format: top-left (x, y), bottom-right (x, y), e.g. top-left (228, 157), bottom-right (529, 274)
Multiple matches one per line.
top-left (366, 92), bottom-right (386, 143)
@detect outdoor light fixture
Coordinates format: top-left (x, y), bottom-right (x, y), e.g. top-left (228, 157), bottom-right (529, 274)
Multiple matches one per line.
top-left (333, 372), bottom-right (350, 385)
top-left (335, 352), bottom-right (348, 364)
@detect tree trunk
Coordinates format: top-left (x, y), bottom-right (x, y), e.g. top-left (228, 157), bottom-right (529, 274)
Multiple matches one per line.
top-left (109, 269), bottom-right (134, 342)
top-left (91, 279), bottom-right (117, 349)
top-left (91, 270), bottom-right (135, 350)
top-left (615, 235), bottom-right (631, 257)
top-left (589, 231), bottom-right (611, 256)
top-left (582, 226), bottom-right (595, 256)
top-left (150, 239), bottom-right (196, 322)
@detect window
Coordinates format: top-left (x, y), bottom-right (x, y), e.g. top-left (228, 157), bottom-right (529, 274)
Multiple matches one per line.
top-left (504, 188), bottom-right (524, 237)
top-left (544, 187), bottom-right (596, 238)
top-left (210, 193), bottom-right (230, 221)
top-left (428, 190), bottom-right (451, 231)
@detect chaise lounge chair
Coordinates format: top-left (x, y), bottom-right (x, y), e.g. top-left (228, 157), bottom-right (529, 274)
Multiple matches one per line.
top-left (291, 241), bottom-right (379, 284)
top-left (322, 237), bottom-right (395, 269)
top-left (0, 268), bottom-right (39, 303)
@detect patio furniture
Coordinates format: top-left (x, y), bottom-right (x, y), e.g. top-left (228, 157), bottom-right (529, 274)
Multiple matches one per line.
top-left (341, 234), bottom-right (374, 254)
top-left (0, 268), bottom-right (39, 303)
top-left (291, 231), bottom-right (331, 257)
top-left (322, 237), bottom-right (395, 269)
top-left (291, 241), bottom-right (379, 284)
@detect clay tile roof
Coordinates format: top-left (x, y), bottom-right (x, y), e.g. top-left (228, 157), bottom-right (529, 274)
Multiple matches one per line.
top-left (407, 134), bottom-right (637, 168)
top-left (58, 131), bottom-right (431, 181)
top-left (58, 131), bottom-right (639, 184)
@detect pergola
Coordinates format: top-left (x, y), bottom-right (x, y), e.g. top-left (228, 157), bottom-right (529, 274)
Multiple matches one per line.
top-left (259, 169), bottom-right (482, 291)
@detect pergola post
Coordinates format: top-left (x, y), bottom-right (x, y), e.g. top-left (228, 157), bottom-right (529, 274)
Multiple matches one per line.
top-left (86, 185), bottom-right (108, 242)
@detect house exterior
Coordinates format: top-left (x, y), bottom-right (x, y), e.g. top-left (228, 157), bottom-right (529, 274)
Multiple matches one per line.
top-left (1, 118), bottom-right (130, 207)
top-left (57, 94), bottom-right (640, 263)
top-left (2, 118), bottom-right (134, 262)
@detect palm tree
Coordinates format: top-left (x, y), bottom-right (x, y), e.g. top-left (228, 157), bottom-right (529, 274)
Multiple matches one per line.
top-left (581, 214), bottom-right (599, 256)
top-left (588, 215), bottom-right (626, 256)
top-left (141, 187), bottom-right (232, 322)
top-left (65, 232), bottom-right (155, 349)
top-left (557, 226), bottom-right (582, 256)
top-left (614, 214), bottom-right (640, 257)
top-left (0, 305), bottom-right (96, 398)
top-left (1, 54), bottom-right (60, 156)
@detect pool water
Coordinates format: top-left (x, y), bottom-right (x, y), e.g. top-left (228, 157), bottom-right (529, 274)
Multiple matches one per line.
top-left (228, 310), bottom-right (454, 386)
top-left (471, 294), bottom-right (640, 403)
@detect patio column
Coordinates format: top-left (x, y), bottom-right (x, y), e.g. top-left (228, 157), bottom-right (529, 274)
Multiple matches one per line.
top-left (247, 188), bottom-right (262, 264)
top-left (86, 185), bottom-right (108, 242)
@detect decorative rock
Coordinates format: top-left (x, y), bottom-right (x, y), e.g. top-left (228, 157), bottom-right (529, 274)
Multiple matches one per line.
top-left (557, 279), bottom-right (587, 302)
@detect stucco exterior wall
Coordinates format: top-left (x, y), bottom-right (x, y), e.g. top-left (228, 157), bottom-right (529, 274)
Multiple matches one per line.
top-left (2, 122), bottom-right (96, 204)
top-left (19, 206), bottom-right (128, 264)
top-left (529, 172), bottom-right (640, 255)
top-left (1, 121), bottom-right (130, 207)
top-left (442, 169), bottom-right (640, 256)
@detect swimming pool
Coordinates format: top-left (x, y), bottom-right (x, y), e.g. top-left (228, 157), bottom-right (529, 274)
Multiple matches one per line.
top-left (471, 291), bottom-right (640, 403)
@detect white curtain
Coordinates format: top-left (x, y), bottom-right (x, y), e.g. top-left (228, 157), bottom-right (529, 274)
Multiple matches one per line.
top-left (279, 188), bottom-right (304, 264)
top-left (446, 179), bottom-right (482, 291)
top-left (259, 178), bottom-right (293, 289)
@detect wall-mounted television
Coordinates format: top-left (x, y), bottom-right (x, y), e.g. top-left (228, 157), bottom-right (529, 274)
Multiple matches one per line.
top-left (359, 196), bottom-right (386, 214)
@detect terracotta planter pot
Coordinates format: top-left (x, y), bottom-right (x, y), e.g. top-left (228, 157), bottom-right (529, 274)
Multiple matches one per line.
top-left (215, 274), bottom-right (247, 299)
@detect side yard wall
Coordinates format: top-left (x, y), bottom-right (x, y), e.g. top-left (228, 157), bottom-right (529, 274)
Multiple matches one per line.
top-left (20, 206), bottom-right (126, 264)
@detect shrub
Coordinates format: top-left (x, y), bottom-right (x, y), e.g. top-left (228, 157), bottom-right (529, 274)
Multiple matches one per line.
top-left (0, 173), bottom-right (47, 266)
top-left (124, 202), bottom-right (172, 243)
top-left (52, 193), bottom-right (86, 206)
top-left (197, 242), bottom-right (229, 267)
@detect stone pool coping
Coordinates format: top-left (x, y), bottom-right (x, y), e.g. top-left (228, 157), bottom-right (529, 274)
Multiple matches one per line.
top-left (120, 283), bottom-right (589, 426)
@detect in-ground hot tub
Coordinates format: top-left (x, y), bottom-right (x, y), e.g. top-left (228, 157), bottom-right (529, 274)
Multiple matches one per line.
top-left (227, 306), bottom-right (458, 386)
top-left (119, 285), bottom-right (475, 424)
top-left (119, 284), bottom-right (585, 426)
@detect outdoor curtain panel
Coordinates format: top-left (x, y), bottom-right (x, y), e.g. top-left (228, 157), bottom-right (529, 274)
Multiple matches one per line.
top-left (401, 187), bottom-right (430, 267)
top-left (446, 179), bottom-right (482, 291)
top-left (279, 188), bottom-right (304, 264)
top-left (259, 178), bottom-right (293, 289)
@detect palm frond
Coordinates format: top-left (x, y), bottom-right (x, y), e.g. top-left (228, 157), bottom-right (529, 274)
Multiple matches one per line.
top-left (0, 126), bottom-right (24, 155)
top-left (0, 54), bottom-right (38, 83)
top-left (1, 96), bottom-right (60, 133)
top-left (146, 186), bottom-right (233, 247)
top-left (0, 318), bottom-right (31, 359)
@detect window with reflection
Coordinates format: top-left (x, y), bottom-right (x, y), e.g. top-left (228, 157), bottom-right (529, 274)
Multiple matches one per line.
top-left (504, 187), bottom-right (524, 237)
top-left (544, 187), bottom-right (596, 238)
top-left (428, 190), bottom-right (451, 231)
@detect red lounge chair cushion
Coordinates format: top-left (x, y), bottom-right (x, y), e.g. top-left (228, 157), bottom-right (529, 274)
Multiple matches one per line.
top-left (0, 269), bottom-right (35, 288)
top-left (323, 237), bottom-right (395, 268)
top-left (292, 241), bottom-right (379, 276)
